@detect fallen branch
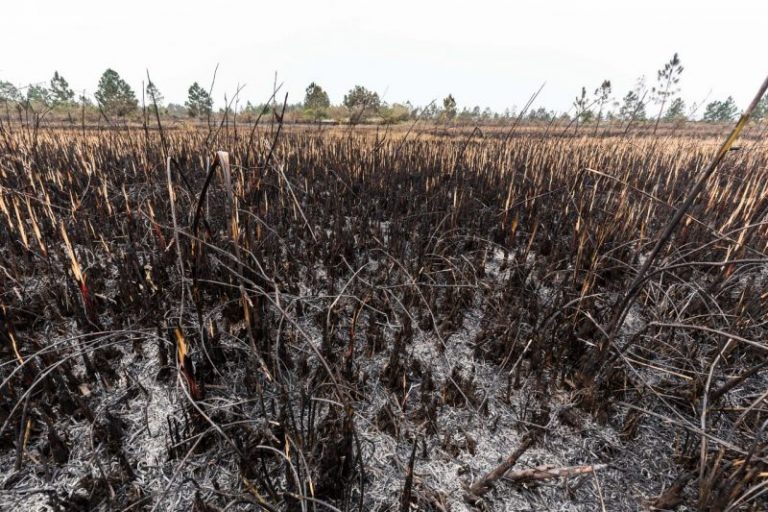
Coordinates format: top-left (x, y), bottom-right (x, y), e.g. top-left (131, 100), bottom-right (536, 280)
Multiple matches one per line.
top-left (503, 463), bottom-right (607, 483)
top-left (465, 435), bottom-right (534, 501)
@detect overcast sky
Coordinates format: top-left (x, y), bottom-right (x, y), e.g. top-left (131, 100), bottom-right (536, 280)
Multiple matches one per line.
top-left (2, 0), bottom-right (766, 114)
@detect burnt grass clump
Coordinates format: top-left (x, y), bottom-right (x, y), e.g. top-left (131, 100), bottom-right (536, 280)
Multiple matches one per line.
top-left (1, 122), bottom-right (768, 510)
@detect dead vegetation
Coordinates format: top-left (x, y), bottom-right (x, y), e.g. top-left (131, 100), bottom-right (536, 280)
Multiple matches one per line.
top-left (1, 115), bottom-right (768, 510)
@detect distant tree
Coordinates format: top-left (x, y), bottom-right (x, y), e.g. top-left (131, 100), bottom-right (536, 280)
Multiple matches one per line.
top-left (702, 97), bottom-right (739, 123)
top-left (619, 92), bottom-right (642, 121)
top-left (343, 85), bottom-right (380, 110)
top-left (303, 82), bottom-right (330, 120)
top-left (573, 87), bottom-right (594, 128)
top-left (185, 82), bottom-right (213, 118)
top-left (166, 103), bottom-right (188, 117)
top-left (95, 69), bottom-right (138, 116)
top-left (720, 97), bottom-right (739, 121)
top-left (26, 84), bottom-right (51, 106)
top-left (146, 80), bottom-right (164, 108)
top-left (663, 98), bottom-right (687, 122)
top-left (527, 107), bottom-right (554, 122)
top-left (240, 101), bottom-right (260, 121)
top-left (49, 71), bottom-right (75, 106)
top-left (652, 53), bottom-right (683, 133)
top-left (422, 102), bottom-right (439, 120)
top-left (242, 101), bottom-right (271, 119)
top-left (703, 100), bottom-right (722, 123)
top-left (380, 103), bottom-right (411, 124)
top-left (442, 94), bottom-right (457, 120)
top-left (593, 79), bottom-right (612, 134)
top-left (343, 85), bottom-right (380, 122)
top-left (0, 81), bottom-right (21, 103)
top-left (751, 96), bottom-right (768, 122)
top-left (78, 92), bottom-right (93, 107)
top-left (304, 82), bottom-right (330, 110)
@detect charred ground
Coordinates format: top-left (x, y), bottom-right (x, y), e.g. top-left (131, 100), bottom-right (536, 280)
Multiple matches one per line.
top-left (1, 124), bottom-right (768, 510)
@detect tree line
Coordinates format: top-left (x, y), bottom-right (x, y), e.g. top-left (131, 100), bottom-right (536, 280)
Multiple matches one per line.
top-left (1, 59), bottom-right (765, 125)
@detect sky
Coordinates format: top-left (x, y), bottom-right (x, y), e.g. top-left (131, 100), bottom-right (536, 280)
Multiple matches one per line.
top-left (1, 0), bottom-right (766, 114)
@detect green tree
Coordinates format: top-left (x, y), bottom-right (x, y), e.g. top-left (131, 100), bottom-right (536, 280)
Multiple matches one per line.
top-left (619, 77), bottom-right (648, 122)
top-left (380, 103), bottom-right (411, 124)
top-left (304, 82), bottom-right (330, 110)
top-left (0, 81), bottom-right (21, 103)
top-left (619, 92), bottom-right (643, 121)
top-left (26, 84), bottom-right (51, 106)
top-left (95, 69), bottom-right (138, 116)
top-left (573, 86), bottom-right (594, 126)
top-left (442, 94), bottom-right (457, 120)
top-left (343, 85), bottom-right (380, 110)
top-left (703, 97), bottom-right (739, 123)
top-left (751, 96), bottom-right (768, 121)
top-left (166, 103), bottom-right (188, 117)
top-left (420, 103), bottom-right (439, 120)
top-left (593, 79), bottom-right (612, 134)
top-left (146, 80), bottom-right (164, 107)
top-left (343, 85), bottom-right (380, 122)
top-left (663, 97), bottom-right (687, 122)
top-left (719, 97), bottom-right (738, 121)
top-left (185, 82), bottom-right (213, 118)
top-left (652, 53), bottom-right (683, 133)
top-left (242, 101), bottom-right (269, 118)
top-left (527, 107), bottom-right (554, 122)
top-left (50, 71), bottom-right (75, 106)
top-left (303, 82), bottom-right (330, 120)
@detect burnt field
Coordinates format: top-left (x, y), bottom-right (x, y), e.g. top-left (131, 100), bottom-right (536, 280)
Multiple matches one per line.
top-left (1, 123), bottom-right (768, 511)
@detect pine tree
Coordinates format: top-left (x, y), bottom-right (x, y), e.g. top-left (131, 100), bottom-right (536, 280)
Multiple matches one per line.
top-left (573, 87), bottom-right (593, 126)
top-left (185, 82), bottom-right (213, 118)
top-left (146, 80), bottom-right (164, 108)
top-left (663, 98), bottom-right (687, 122)
top-left (0, 81), bottom-right (21, 102)
top-left (303, 82), bottom-right (330, 120)
top-left (26, 84), bottom-right (51, 106)
top-left (95, 69), bottom-right (138, 116)
top-left (304, 82), bottom-right (330, 110)
top-left (751, 96), bottom-right (768, 122)
top-left (343, 85), bottom-right (380, 123)
top-left (703, 97), bottom-right (739, 123)
top-left (593, 80), bottom-right (612, 134)
top-left (50, 71), bottom-right (75, 106)
top-left (442, 94), bottom-right (457, 120)
top-left (652, 53), bottom-right (683, 133)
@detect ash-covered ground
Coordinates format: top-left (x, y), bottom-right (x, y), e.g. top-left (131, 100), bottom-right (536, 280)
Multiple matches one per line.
top-left (3, 246), bottom-right (752, 512)
top-left (3, 130), bottom-right (768, 511)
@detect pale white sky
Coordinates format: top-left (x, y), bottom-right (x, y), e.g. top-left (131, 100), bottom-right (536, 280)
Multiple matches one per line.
top-left (1, 0), bottom-right (766, 114)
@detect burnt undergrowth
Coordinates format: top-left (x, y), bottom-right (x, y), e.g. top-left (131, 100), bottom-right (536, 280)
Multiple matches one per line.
top-left (1, 122), bottom-right (768, 510)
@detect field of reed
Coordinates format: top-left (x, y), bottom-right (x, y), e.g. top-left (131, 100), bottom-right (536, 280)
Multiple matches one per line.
top-left (1, 120), bottom-right (768, 510)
